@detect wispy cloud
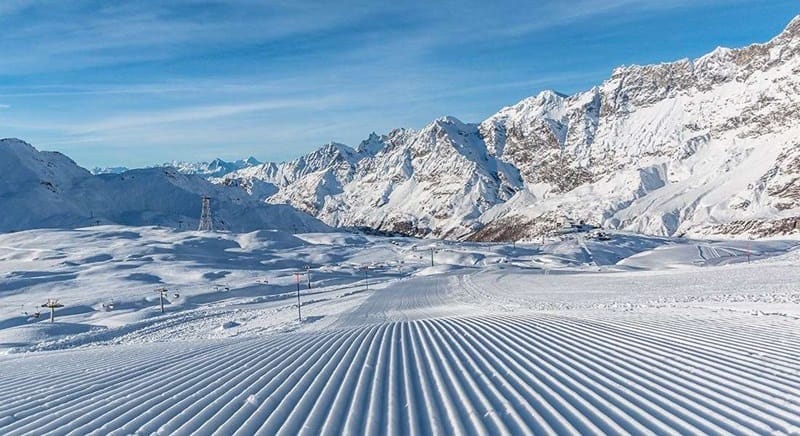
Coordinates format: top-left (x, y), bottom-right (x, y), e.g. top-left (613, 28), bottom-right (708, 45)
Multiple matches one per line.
top-left (0, 0), bottom-right (744, 74)
top-left (1, 0), bottom-right (794, 167)
top-left (0, 1), bottom-right (391, 74)
top-left (70, 95), bottom-right (347, 136)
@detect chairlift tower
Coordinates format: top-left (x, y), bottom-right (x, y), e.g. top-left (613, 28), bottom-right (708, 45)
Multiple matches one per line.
top-left (155, 287), bottom-right (169, 313)
top-left (363, 266), bottom-right (370, 291)
top-left (294, 273), bottom-right (302, 322)
top-left (198, 196), bottom-right (214, 232)
top-left (41, 299), bottom-right (64, 323)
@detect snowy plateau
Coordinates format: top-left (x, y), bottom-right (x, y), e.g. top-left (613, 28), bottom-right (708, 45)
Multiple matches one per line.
top-left (1, 15), bottom-right (800, 436)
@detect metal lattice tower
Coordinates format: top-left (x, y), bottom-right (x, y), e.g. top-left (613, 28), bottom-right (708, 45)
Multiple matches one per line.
top-left (198, 196), bottom-right (213, 231)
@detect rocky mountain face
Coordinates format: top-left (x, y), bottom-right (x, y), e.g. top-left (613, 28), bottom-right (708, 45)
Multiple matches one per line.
top-left (222, 16), bottom-right (800, 240)
top-left (0, 139), bottom-right (327, 234)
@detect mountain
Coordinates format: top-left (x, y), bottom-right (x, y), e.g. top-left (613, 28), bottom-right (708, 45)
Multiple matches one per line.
top-left (222, 122), bottom-right (521, 238)
top-left (221, 16), bottom-right (800, 240)
top-left (166, 157), bottom-right (262, 178)
top-left (91, 156), bottom-right (261, 178)
top-left (91, 166), bottom-right (130, 175)
top-left (0, 139), bottom-right (327, 234)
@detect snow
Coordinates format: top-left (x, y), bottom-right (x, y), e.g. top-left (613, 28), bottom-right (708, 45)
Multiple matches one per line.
top-left (1, 226), bottom-right (799, 434)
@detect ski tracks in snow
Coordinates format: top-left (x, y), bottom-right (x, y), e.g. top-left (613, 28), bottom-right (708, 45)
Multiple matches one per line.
top-left (1, 312), bottom-right (799, 435)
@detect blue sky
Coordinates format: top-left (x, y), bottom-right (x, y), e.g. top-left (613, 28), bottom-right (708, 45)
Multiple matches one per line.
top-left (0, 1), bottom-right (797, 168)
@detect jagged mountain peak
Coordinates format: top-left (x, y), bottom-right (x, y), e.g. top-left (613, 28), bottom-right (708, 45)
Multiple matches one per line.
top-left (316, 141), bottom-right (357, 157)
top-left (489, 90), bottom-right (567, 123)
top-left (356, 132), bottom-right (386, 155)
top-left (299, 141), bottom-right (360, 170)
top-left (430, 116), bottom-right (472, 131)
top-left (207, 158), bottom-right (227, 167)
top-left (417, 116), bottom-right (478, 146)
top-left (418, 117), bottom-right (487, 158)
top-left (218, 16), bottom-right (800, 240)
top-left (535, 89), bottom-right (568, 102)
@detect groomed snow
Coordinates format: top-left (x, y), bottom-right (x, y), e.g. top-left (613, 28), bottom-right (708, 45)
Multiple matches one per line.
top-left (1, 227), bottom-right (799, 434)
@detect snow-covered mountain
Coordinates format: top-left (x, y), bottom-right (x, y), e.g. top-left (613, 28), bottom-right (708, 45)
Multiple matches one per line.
top-left (90, 166), bottom-right (130, 175)
top-left (221, 123), bottom-right (521, 238)
top-left (221, 16), bottom-right (800, 240)
top-left (91, 156), bottom-right (261, 178)
top-left (0, 139), bottom-right (327, 233)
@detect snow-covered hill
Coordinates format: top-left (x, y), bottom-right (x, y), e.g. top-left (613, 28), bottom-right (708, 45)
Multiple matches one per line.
top-left (92, 156), bottom-right (261, 178)
top-left (0, 139), bottom-right (327, 233)
top-left (222, 16), bottom-right (800, 240)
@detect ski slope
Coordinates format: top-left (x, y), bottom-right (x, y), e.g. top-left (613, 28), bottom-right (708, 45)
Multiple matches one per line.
top-left (2, 312), bottom-right (799, 435)
top-left (1, 227), bottom-right (799, 434)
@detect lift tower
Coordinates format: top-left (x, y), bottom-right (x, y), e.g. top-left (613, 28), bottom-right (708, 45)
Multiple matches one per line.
top-left (198, 196), bottom-right (213, 231)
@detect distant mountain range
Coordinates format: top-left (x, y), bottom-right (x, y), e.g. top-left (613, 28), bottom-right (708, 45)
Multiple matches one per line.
top-left (218, 15), bottom-right (800, 240)
top-left (91, 156), bottom-right (262, 178)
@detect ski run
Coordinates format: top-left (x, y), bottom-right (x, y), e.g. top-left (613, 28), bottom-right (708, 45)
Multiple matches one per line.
top-left (1, 227), bottom-right (799, 435)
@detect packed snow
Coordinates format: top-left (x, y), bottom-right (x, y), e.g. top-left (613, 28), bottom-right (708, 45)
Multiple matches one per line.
top-left (1, 226), bottom-right (799, 434)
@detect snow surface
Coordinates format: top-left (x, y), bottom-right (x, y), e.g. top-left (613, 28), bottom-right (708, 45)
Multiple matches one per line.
top-left (1, 226), bottom-right (799, 434)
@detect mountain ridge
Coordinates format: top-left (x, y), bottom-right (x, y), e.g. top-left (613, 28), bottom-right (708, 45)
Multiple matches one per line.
top-left (220, 15), bottom-right (800, 240)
